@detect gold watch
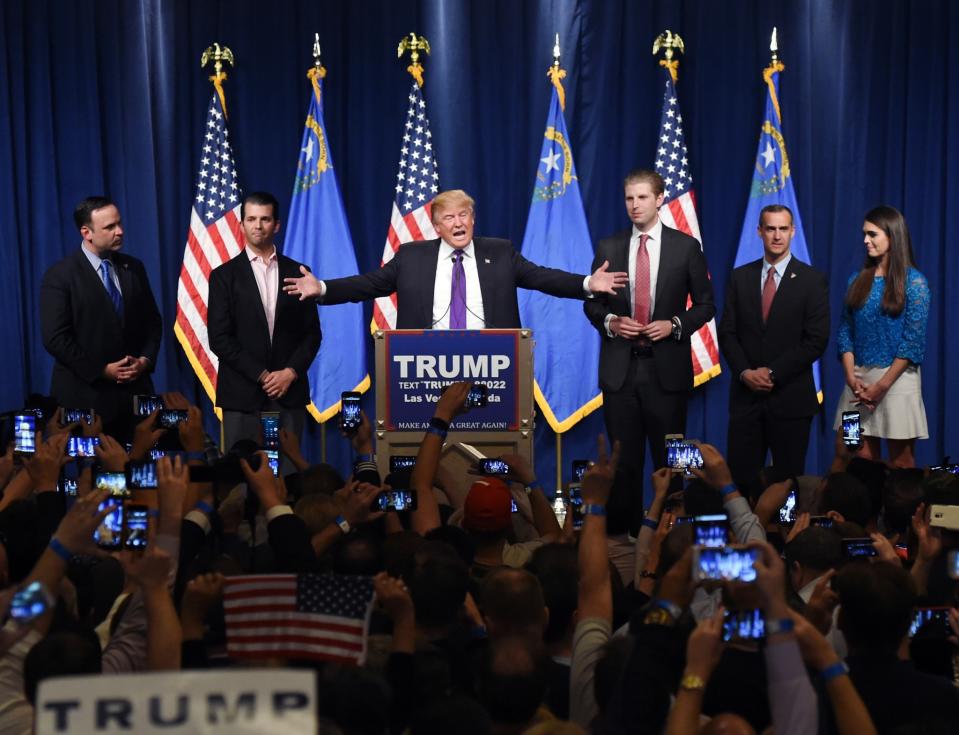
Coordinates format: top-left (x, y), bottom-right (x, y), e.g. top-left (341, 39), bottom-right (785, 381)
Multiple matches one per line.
top-left (679, 673), bottom-right (706, 692)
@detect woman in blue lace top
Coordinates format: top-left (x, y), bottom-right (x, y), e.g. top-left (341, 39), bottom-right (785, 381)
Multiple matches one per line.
top-left (834, 205), bottom-right (929, 467)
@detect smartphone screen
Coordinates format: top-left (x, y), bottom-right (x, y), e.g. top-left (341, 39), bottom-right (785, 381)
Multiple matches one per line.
top-left (10, 581), bottom-right (53, 623)
top-left (62, 408), bottom-right (94, 426)
top-left (340, 392), bottom-right (361, 431)
top-left (134, 394), bottom-right (164, 416)
top-left (466, 384), bottom-right (488, 408)
top-left (809, 515), bottom-right (835, 529)
top-left (568, 483), bottom-right (584, 530)
top-left (666, 439), bottom-right (703, 474)
top-left (94, 500), bottom-right (124, 550)
top-left (949, 550), bottom-right (959, 580)
top-left (693, 514), bottom-right (729, 548)
top-left (265, 449), bottom-right (280, 478)
top-left (572, 460), bottom-right (590, 482)
top-left (13, 414), bottom-right (36, 455)
top-left (261, 412), bottom-right (280, 449)
top-left (157, 409), bottom-right (187, 429)
top-left (67, 435), bottom-right (99, 458)
top-left (58, 475), bottom-right (79, 497)
top-left (126, 460), bottom-right (158, 489)
top-left (842, 538), bottom-right (878, 558)
top-left (694, 547), bottom-right (759, 583)
top-left (842, 411), bottom-right (862, 448)
top-left (95, 470), bottom-right (130, 498)
top-left (124, 505), bottom-right (150, 550)
top-left (373, 490), bottom-right (417, 512)
top-left (779, 489), bottom-right (798, 524)
top-left (723, 609), bottom-right (765, 641)
top-left (909, 607), bottom-right (952, 637)
top-left (479, 458), bottom-right (510, 476)
top-left (389, 456), bottom-right (417, 473)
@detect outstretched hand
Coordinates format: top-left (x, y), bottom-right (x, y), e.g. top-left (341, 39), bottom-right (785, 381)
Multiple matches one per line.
top-left (588, 260), bottom-right (629, 295)
top-left (283, 265), bottom-right (322, 301)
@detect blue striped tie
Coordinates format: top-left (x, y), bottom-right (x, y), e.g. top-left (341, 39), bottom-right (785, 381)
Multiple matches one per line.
top-left (100, 260), bottom-right (123, 317)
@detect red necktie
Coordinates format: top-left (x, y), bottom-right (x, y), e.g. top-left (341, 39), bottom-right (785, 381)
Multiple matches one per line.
top-left (632, 233), bottom-right (650, 324)
top-left (762, 266), bottom-right (777, 323)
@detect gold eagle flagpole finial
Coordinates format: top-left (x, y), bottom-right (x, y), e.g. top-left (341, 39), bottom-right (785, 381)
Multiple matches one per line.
top-left (397, 33), bottom-right (431, 87)
top-left (308, 33), bottom-right (327, 104)
top-left (200, 42), bottom-right (235, 117)
top-left (763, 27), bottom-right (786, 123)
top-left (547, 33), bottom-right (567, 111)
top-left (652, 30), bottom-right (684, 83)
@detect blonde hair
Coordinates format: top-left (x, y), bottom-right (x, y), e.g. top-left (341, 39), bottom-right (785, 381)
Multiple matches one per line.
top-left (431, 189), bottom-right (475, 221)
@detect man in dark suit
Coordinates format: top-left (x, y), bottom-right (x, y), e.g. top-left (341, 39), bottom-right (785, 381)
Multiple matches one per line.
top-left (584, 170), bottom-right (715, 534)
top-left (281, 189), bottom-right (627, 327)
top-left (207, 192), bottom-right (321, 457)
top-left (718, 204), bottom-right (829, 488)
top-left (40, 197), bottom-right (162, 433)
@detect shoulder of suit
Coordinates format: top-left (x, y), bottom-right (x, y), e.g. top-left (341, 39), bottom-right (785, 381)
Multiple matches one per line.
top-left (598, 229), bottom-right (632, 248)
top-left (733, 257), bottom-right (765, 274)
top-left (473, 237), bottom-right (513, 251)
top-left (660, 224), bottom-right (700, 248)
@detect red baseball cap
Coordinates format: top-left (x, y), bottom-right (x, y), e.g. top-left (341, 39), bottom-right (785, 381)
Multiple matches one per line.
top-left (463, 478), bottom-right (512, 533)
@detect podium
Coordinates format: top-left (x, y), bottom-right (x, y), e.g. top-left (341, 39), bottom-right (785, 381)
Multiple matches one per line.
top-left (373, 329), bottom-right (535, 509)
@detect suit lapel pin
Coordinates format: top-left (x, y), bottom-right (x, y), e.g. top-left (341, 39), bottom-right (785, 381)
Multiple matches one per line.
top-left (790, 272), bottom-right (796, 279)
top-left (484, 258), bottom-right (491, 264)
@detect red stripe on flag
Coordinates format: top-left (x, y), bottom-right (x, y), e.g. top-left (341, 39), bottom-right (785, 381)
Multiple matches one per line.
top-left (224, 647), bottom-right (362, 665)
top-left (225, 619), bottom-right (365, 637)
top-left (186, 228), bottom-right (213, 280)
top-left (205, 221), bottom-right (233, 265)
top-left (668, 199), bottom-right (690, 235)
top-left (226, 633), bottom-right (364, 649)
top-left (174, 310), bottom-right (218, 385)
top-left (177, 266), bottom-right (208, 323)
top-left (697, 323), bottom-right (721, 361)
top-left (386, 227), bottom-right (402, 255)
top-left (403, 211), bottom-right (425, 241)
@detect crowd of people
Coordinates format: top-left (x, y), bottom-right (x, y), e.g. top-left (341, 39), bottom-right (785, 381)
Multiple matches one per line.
top-left (0, 381), bottom-right (957, 735)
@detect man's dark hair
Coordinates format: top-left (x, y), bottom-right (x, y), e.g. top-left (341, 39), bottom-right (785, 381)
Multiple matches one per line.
top-left (654, 523), bottom-right (695, 581)
top-left (73, 196), bottom-right (116, 231)
top-left (330, 529), bottom-right (384, 576)
top-left (240, 191), bottom-right (280, 221)
top-left (296, 463), bottom-right (345, 497)
top-left (0, 500), bottom-right (47, 583)
top-left (819, 473), bottom-right (872, 527)
top-left (882, 468), bottom-right (925, 535)
top-left (318, 664), bottom-right (391, 735)
top-left (682, 478), bottom-right (724, 517)
top-left (424, 525), bottom-right (476, 567)
top-left (836, 561), bottom-right (916, 655)
top-left (526, 543), bottom-right (578, 644)
top-left (784, 526), bottom-right (842, 574)
top-left (758, 203), bottom-right (794, 227)
top-left (24, 631), bottom-right (102, 704)
top-left (480, 567), bottom-right (546, 635)
top-left (922, 471), bottom-right (959, 507)
top-left (405, 541), bottom-right (469, 629)
top-left (477, 636), bottom-right (548, 726)
top-left (846, 457), bottom-right (888, 520)
top-left (410, 695), bottom-right (492, 735)
top-left (623, 168), bottom-right (665, 196)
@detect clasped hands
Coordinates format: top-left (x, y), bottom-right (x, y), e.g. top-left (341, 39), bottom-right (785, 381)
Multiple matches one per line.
top-left (259, 368), bottom-right (296, 399)
top-left (609, 316), bottom-right (674, 342)
top-left (103, 355), bottom-right (149, 383)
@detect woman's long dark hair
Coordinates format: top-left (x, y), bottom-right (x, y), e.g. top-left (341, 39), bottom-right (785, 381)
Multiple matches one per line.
top-left (845, 205), bottom-right (917, 316)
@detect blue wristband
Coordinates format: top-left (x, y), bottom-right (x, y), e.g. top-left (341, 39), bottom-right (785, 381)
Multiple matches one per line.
top-left (184, 451), bottom-right (206, 461)
top-left (194, 500), bottom-right (214, 515)
top-left (765, 617), bottom-right (795, 635)
top-left (820, 661), bottom-right (849, 684)
top-left (584, 503), bottom-right (607, 517)
top-left (650, 598), bottom-right (682, 620)
top-left (426, 426), bottom-right (447, 440)
top-left (49, 538), bottom-right (73, 563)
top-left (354, 452), bottom-right (374, 463)
top-left (642, 517), bottom-right (659, 531)
top-left (719, 483), bottom-right (738, 498)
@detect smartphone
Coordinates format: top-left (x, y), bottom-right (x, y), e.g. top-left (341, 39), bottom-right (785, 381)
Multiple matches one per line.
top-left (929, 504), bottom-right (959, 532)
top-left (809, 515), bottom-right (835, 529)
top-left (126, 460), bottom-right (158, 489)
top-left (572, 459), bottom-right (590, 482)
top-left (723, 609), bottom-right (765, 642)
top-left (666, 438), bottom-right (703, 474)
top-left (62, 408), bottom-right (94, 426)
top-left (949, 550), bottom-right (959, 580)
top-left (389, 455), bottom-right (417, 473)
top-left (149, 448), bottom-right (166, 460)
top-left (340, 392), bottom-right (362, 431)
top-left (265, 449), bottom-right (280, 478)
top-left (9, 581), bottom-right (55, 624)
top-left (842, 410), bottom-right (862, 448)
top-left (58, 475), bottom-right (79, 497)
top-left (94, 499), bottom-right (124, 550)
top-left (842, 537), bottom-right (878, 558)
top-left (511, 498), bottom-right (519, 513)
top-left (124, 505), bottom-right (150, 550)
top-left (13, 414), bottom-right (36, 456)
top-left (779, 489), bottom-right (798, 524)
top-left (930, 464), bottom-right (959, 475)
top-left (693, 514), bottom-right (729, 548)
top-left (94, 470), bottom-right (130, 498)
top-left (260, 412), bottom-right (280, 449)
top-left (157, 409), bottom-right (187, 429)
top-left (692, 546), bottom-right (760, 583)
top-left (372, 489), bottom-right (417, 512)
top-left (67, 435), bottom-right (99, 458)
top-left (568, 483), bottom-right (584, 530)
top-left (465, 384), bottom-right (488, 408)
top-left (134, 394), bottom-right (164, 416)
top-left (909, 607), bottom-right (952, 638)
top-left (478, 458), bottom-right (510, 476)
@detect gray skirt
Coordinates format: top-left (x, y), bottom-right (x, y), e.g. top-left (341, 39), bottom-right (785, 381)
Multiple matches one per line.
top-left (832, 365), bottom-right (928, 440)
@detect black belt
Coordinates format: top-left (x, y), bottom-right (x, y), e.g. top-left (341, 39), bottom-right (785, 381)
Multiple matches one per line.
top-left (630, 344), bottom-right (653, 358)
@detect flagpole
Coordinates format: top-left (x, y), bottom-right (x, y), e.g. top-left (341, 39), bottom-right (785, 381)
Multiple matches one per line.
top-left (549, 33), bottom-right (566, 496)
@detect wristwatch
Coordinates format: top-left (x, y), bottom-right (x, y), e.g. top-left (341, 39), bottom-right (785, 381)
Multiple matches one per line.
top-left (679, 674), bottom-right (706, 692)
top-left (670, 316), bottom-right (682, 340)
top-left (334, 514), bottom-right (351, 534)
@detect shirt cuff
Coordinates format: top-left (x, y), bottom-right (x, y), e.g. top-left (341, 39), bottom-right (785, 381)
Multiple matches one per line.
top-left (265, 505), bottom-right (294, 522)
top-left (671, 316), bottom-right (683, 340)
top-left (185, 510), bottom-right (212, 534)
top-left (319, 280), bottom-right (327, 299)
top-left (582, 275), bottom-right (594, 298)
top-left (603, 314), bottom-right (616, 338)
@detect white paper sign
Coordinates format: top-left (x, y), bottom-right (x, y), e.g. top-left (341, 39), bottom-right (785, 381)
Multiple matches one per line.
top-left (35, 669), bottom-right (316, 734)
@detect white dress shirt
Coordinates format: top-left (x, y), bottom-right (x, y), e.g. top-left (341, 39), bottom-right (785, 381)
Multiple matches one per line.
top-left (603, 218), bottom-right (665, 336)
top-left (432, 240), bottom-right (486, 329)
top-left (247, 245), bottom-right (278, 340)
top-left (761, 252), bottom-right (792, 294)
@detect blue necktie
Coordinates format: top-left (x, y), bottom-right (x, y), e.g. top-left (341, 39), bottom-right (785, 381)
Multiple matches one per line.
top-left (100, 260), bottom-right (123, 317)
top-left (450, 251), bottom-right (466, 329)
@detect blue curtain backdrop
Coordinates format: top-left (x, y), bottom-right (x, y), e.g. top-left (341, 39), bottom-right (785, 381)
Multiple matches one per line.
top-left (2, 0), bottom-right (957, 489)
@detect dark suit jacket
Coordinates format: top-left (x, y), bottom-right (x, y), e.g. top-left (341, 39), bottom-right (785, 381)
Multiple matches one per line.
top-left (40, 249), bottom-right (162, 421)
top-left (584, 225), bottom-right (715, 393)
top-left (208, 252), bottom-right (321, 411)
top-left (323, 237), bottom-right (587, 329)
top-left (718, 257), bottom-right (829, 419)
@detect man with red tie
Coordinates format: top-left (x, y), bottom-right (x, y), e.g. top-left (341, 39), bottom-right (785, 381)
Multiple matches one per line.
top-left (718, 204), bottom-right (829, 491)
top-left (585, 170), bottom-right (715, 535)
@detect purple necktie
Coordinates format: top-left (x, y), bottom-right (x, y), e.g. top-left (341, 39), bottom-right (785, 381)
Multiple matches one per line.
top-left (450, 251), bottom-right (466, 329)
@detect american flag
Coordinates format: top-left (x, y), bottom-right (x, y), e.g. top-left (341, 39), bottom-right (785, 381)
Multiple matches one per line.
top-left (174, 92), bottom-right (244, 401)
top-left (654, 70), bottom-right (721, 386)
top-left (224, 574), bottom-right (375, 665)
top-left (371, 82), bottom-right (440, 331)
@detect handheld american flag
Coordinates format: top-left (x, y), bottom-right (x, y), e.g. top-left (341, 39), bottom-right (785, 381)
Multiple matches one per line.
top-left (224, 574), bottom-right (375, 665)
top-left (653, 67), bottom-right (721, 386)
top-left (371, 82), bottom-right (440, 331)
top-left (174, 90), bottom-right (244, 402)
